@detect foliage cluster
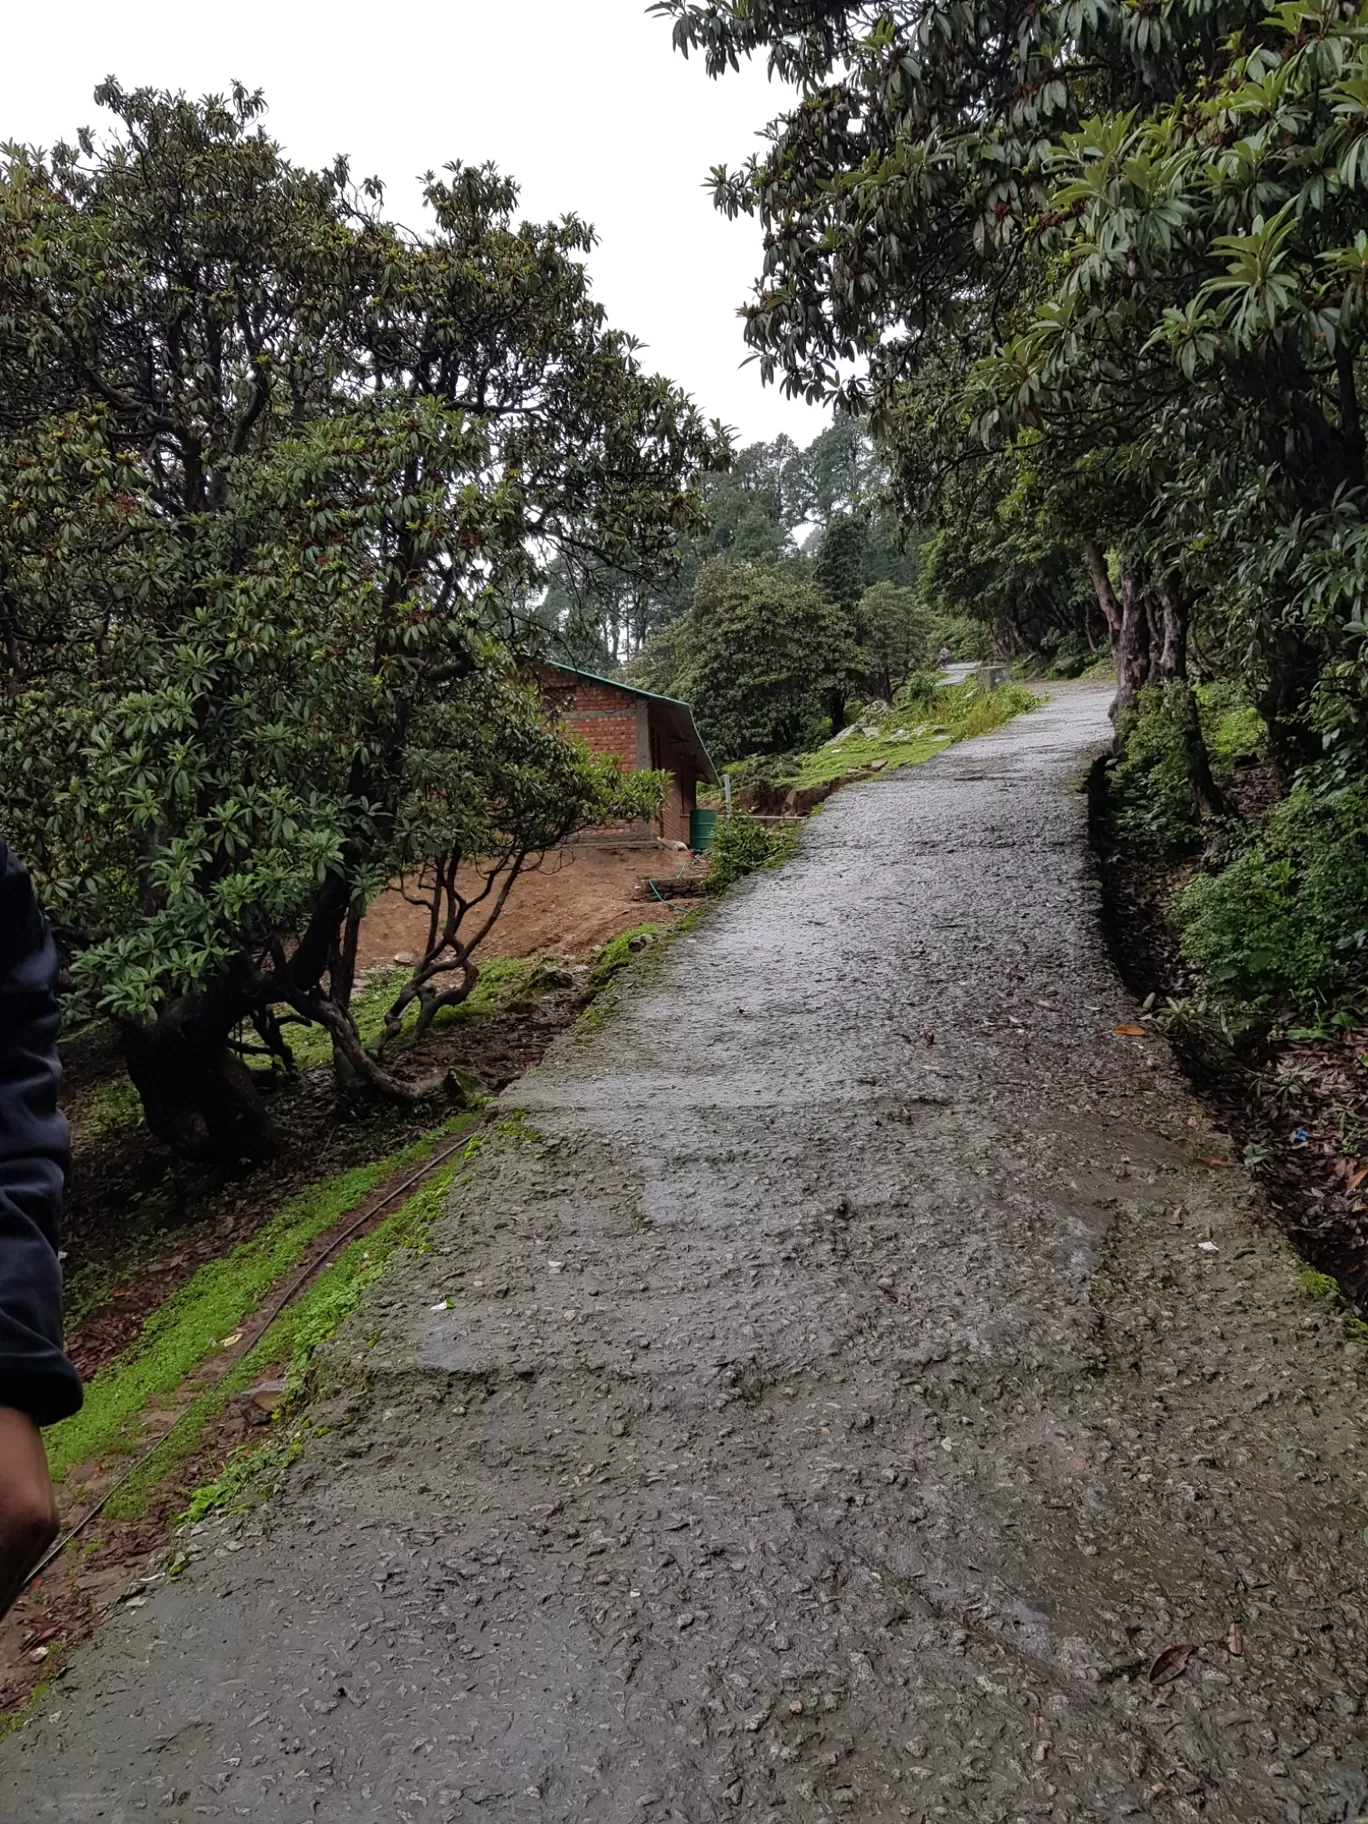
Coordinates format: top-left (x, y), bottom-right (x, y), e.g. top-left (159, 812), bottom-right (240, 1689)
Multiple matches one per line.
top-left (669, 558), bottom-right (860, 762)
top-left (656, 0), bottom-right (1368, 1020)
top-left (543, 417), bottom-right (923, 669)
top-left (1177, 782), bottom-right (1368, 1019)
top-left (0, 83), bottom-right (721, 1155)
top-left (706, 812), bottom-right (790, 890)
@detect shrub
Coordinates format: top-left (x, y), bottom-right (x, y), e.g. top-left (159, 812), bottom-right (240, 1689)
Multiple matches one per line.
top-left (893, 671), bottom-right (941, 714)
top-left (928, 613), bottom-right (990, 659)
top-left (1111, 687), bottom-right (1206, 853)
top-left (1042, 630), bottom-right (1095, 678)
top-left (1196, 681), bottom-right (1266, 767)
top-left (957, 680), bottom-right (1039, 737)
top-left (725, 752), bottom-right (801, 792)
top-left (708, 812), bottom-right (784, 890)
top-left (1176, 779), bottom-right (1368, 1017)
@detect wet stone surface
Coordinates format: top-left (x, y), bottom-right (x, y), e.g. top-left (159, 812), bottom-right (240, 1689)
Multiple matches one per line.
top-left (8, 681), bottom-right (1368, 1822)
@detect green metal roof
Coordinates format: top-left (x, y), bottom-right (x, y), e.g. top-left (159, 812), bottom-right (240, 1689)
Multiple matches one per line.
top-left (545, 661), bottom-right (692, 712)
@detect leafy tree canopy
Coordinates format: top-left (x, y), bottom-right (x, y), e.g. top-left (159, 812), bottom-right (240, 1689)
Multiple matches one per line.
top-left (656, 0), bottom-right (1368, 768)
top-left (674, 557), bottom-right (861, 761)
top-left (0, 82), bottom-right (724, 1155)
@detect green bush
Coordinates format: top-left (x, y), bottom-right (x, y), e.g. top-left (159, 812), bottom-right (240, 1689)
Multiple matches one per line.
top-left (928, 613), bottom-right (990, 660)
top-left (1196, 681), bottom-right (1266, 767)
top-left (1176, 780), bottom-right (1368, 1017)
top-left (1042, 629), bottom-right (1095, 679)
top-left (957, 680), bottom-right (1039, 737)
top-left (708, 812), bottom-right (785, 890)
top-left (893, 671), bottom-right (941, 714)
top-left (724, 751), bottom-right (801, 793)
top-left (1111, 687), bottom-right (1206, 853)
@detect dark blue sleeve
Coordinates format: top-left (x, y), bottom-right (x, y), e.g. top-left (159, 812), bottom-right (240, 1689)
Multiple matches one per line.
top-left (0, 841), bottom-right (82, 1427)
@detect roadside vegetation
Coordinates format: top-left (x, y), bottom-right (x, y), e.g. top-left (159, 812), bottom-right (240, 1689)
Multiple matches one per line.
top-left (0, 82), bottom-right (710, 1167)
top-left (716, 674), bottom-right (1037, 808)
top-left (1097, 681), bottom-right (1368, 1314)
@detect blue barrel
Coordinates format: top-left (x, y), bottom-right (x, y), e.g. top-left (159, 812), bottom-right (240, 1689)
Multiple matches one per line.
top-left (690, 808), bottom-right (718, 853)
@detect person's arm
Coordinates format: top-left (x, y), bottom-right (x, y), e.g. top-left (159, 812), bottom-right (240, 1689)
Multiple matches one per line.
top-left (0, 841), bottom-right (82, 1611)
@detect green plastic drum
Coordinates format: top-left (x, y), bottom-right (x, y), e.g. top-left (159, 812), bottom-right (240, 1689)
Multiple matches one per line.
top-left (690, 808), bottom-right (718, 853)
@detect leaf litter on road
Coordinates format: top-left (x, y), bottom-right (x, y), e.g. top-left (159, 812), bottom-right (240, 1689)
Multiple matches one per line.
top-left (1149, 1643), bottom-right (1197, 1687)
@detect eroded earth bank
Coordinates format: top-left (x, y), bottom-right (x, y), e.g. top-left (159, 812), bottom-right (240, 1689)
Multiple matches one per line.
top-left (6, 680), bottom-right (1368, 1822)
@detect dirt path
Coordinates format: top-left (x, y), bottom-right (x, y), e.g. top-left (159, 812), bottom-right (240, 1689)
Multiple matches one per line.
top-left (9, 681), bottom-right (1368, 1822)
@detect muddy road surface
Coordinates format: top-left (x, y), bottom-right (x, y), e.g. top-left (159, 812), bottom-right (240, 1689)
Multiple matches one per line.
top-left (9, 681), bottom-right (1368, 1822)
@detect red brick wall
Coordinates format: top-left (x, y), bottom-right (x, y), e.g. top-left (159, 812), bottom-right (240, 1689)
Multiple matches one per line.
top-left (541, 670), bottom-right (699, 845)
top-left (557, 679), bottom-right (643, 770)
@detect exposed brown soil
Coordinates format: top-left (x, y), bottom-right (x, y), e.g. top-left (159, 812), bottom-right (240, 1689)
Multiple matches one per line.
top-left (355, 844), bottom-right (694, 972)
top-left (1096, 759), bottom-right (1368, 1316)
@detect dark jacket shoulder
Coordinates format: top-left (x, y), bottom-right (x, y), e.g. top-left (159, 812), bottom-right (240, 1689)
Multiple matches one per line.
top-left (0, 841), bottom-right (83, 1426)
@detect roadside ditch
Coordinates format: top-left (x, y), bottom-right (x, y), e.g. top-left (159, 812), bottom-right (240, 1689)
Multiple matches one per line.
top-left (1091, 756), bottom-right (1368, 1326)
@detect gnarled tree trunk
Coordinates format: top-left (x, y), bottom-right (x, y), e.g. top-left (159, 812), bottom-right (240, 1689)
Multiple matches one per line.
top-left (1084, 540), bottom-right (1152, 731)
top-left (1083, 540), bottom-right (1122, 646)
top-left (1152, 570), bottom-right (1188, 683)
top-left (121, 981), bottom-right (273, 1165)
top-left (1113, 563), bottom-right (1152, 726)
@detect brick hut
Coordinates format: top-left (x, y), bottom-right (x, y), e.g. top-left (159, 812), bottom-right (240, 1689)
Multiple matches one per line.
top-left (540, 663), bottom-right (717, 847)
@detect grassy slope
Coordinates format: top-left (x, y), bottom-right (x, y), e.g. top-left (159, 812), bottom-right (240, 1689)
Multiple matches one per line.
top-left (789, 679), bottom-right (1040, 791)
top-left (110, 1145), bottom-right (477, 1521)
top-left (47, 1122), bottom-right (471, 1480)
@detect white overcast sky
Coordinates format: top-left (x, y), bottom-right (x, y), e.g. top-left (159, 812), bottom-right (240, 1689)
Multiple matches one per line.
top-left (3, 0), bottom-right (830, 452)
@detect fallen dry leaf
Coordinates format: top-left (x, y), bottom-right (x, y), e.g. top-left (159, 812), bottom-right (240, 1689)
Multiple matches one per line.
top-left (1226, 1622), bottom-right (1244, 1657)
top-left (1347, 1165), bottom-right (1368, 1193)
top-left (1149, 1642), bottom-right (1196, 1687)
top-left (1114, 1024), bottom-right (1147, 1037)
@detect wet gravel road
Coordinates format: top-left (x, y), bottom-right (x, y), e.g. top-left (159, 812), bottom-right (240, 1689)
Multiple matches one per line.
top-left (9, 681), bottom-right (1368, 1822)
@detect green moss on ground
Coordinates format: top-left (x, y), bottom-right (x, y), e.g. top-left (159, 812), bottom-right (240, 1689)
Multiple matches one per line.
top-left (0, 1676), bottom-right (57, 1741)
top-left (113, 1151), bottom-right (468, 1522)
top-left (1298, 1264), bottom-right (1368, 1345)
top-left (84, 1076), bottom-right (144, 1139)
top-left (582, 925), bottom-right (668, 1002)
top-left (791, 727), bottom-right (950, 788)
top-left (177, 1431), bottom-right (302, 1527)
top-left (46, 1123), bottom-right (469, 1482)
